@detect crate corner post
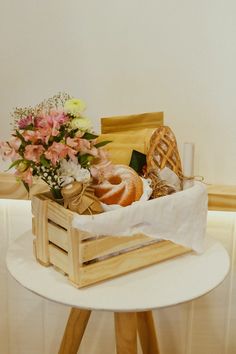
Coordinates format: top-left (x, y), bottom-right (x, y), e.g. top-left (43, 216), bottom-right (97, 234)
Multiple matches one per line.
top-left (31, 194), bottom-right (50, 266)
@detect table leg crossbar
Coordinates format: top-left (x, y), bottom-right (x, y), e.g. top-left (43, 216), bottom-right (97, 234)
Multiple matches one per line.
top-left (59, 308), bottom-right (160, 354)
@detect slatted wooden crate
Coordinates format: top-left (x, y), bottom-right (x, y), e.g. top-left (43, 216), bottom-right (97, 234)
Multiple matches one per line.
top-left (31, 192), bottom-right (191, 288)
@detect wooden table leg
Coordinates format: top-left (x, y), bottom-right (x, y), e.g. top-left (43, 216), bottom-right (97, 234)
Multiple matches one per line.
top-left (58, 308), bottom-right (91, 354)
top-left (114, 312), bottom-right (138, 354)
top-left (137, 311), bottom-right (160, 354)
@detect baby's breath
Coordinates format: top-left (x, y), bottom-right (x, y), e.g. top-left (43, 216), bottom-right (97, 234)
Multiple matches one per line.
top-left (12, 92), bottom-right (72, 128)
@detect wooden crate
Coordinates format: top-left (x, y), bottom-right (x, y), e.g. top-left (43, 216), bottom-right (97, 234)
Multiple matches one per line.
top-left (32, 192), bottom-right (191, 288)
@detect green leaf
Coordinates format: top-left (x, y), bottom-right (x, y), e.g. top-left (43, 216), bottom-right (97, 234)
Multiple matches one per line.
top-left (68, 128), bottom-right (78, 138)
top-left (6, 159), bottom-right (24, 171)
top-left (94, 140), bottom-right (112, 148)
top-left (129, 150), bottom-right (147, 174)
top-left (24, 124), bottom-right (34, 130)
top-left (40, 155), bottom-right (50, 168)
top-left (79, 154), bottom-right (89, 167)
top-left (14, 130), bottom-right (26, 144)
top-left (83, 132), bottom-right (98, 140)
top-left (78, 153), bottom-right (93, 168)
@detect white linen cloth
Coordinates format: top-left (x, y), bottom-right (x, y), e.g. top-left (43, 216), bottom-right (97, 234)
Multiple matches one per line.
top-left (72, 182), bottom-right (208, 253)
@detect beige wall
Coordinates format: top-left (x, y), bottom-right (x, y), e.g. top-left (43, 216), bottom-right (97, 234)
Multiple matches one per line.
top-left (0, 0), bottom-right (236, 184)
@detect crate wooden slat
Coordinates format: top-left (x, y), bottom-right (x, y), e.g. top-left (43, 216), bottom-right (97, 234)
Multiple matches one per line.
top-left (48, 222), bottom-right (69, 252)
top-left (80, 234), bottom-right (156, 263)
top-left (77, 240), bottom-right (191, 288)
top-left (31, 193), bottom-right (191, 288)
top-left (33, 195), bottom-right (50, 266)
top-left (49, 243), bottom-right (69, 274)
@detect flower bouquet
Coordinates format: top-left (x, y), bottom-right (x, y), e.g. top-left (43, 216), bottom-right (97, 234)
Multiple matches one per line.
top-left (0, 93), bottom-right (110, 204)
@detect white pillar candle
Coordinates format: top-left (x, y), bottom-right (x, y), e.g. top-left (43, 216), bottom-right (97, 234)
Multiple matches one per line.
top-left (183, 142), bottom-right (195, 189)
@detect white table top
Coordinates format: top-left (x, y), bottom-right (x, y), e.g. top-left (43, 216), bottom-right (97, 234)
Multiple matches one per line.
top-left (6, 231), bottom-right (230, 312)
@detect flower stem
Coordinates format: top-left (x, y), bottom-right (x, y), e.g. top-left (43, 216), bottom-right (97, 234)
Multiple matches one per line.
top-left (50, 188), bottom-right (63, 200)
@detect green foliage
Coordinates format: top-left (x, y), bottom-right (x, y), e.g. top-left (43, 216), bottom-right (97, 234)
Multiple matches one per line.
top-left (7, 159), bottom-right (23, 170)
top-left (78, 153), bottom-right (94, 168)
top-left (83, 132), bottom-right (98, 140)
top-left (14, 130), bottom-right (26, 145)
top-left (40, 155), bottom-right (50, 168)
top-left (94, 140), bottom-right (112, 148)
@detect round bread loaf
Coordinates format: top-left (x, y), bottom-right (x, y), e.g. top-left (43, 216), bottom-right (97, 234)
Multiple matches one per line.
top-left (94, 164), bottom-right (143, 206)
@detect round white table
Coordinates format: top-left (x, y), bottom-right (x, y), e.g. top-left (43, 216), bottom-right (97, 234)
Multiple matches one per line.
top-left (6, 231), bottom-right (230, 354)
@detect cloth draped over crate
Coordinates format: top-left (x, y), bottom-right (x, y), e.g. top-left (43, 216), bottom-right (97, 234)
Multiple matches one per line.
top-left (73, 182), bottom-right (208, 253)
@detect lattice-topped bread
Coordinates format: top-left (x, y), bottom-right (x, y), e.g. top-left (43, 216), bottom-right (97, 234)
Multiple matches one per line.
top-left (146, 126), bottom-right (183, 178)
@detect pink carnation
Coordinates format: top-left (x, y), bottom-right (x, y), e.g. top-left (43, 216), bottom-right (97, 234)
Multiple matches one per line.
top-left (18, 115), bottom-right (33, 129)
top-left (24, 144), bottom-right (45, 163)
